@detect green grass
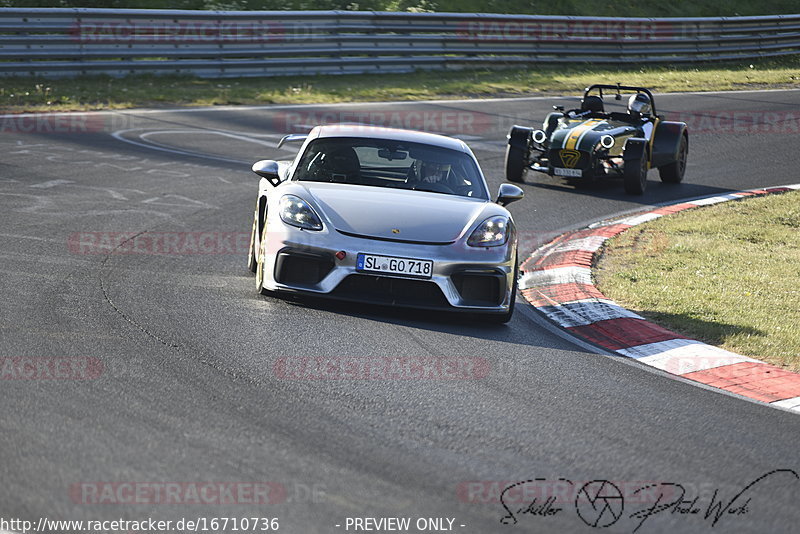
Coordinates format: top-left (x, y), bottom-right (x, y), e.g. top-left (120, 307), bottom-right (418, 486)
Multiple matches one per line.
top-left (595, 191), bottom-right (800, 371)
top-left (2, 57), bottom-right (800, 113)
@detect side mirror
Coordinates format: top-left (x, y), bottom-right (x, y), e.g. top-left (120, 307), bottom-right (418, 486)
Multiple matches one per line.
top-left (252, 160), bottom-right (281, 187)
top-left (496, 183), bottom-right (524, 207)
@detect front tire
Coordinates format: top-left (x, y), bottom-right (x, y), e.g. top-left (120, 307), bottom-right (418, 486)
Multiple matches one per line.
top-left (659, 134), bottom-right (688, 184)
top-left (255, 222), bottom-right (270, 296)
top-left (623, 155), bottom-right (648, 195)
top-left (505, 144), bottom-right (527, 184)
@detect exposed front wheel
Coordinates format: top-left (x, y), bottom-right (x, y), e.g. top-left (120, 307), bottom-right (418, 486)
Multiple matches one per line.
top-left (659, 135), bottom-right (688, 184)
top-left (505, 145), bottom-right (528, 183)
top-left (623, 155), bottom-right (648, 195)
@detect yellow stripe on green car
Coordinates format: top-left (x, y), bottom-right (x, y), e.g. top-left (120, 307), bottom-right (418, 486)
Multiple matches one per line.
top-left (565, 119), bottom-right (604, 150)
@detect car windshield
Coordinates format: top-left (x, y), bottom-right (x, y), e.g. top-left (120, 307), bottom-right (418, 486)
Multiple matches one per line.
top-left (293, 137), bottom-right (489, 200)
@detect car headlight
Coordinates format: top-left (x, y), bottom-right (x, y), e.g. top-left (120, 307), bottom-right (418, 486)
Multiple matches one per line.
top-left (467, 216), bottom-right (510, 247)
top-left (279, 195), bottom-right (323, 231)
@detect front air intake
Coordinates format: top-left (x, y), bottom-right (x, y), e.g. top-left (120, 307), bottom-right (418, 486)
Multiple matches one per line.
top-left (274, 250), bottom-right (334, 286)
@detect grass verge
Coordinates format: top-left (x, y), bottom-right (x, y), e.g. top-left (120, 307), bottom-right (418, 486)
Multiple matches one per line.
top-left (2, 57), bottom-right (800, 113)
top-left (595, 190), bottom-right (800, 371)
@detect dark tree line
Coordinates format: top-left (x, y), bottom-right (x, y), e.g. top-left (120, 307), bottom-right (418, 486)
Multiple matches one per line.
top-left (0, 0), bottom-right (795, 16)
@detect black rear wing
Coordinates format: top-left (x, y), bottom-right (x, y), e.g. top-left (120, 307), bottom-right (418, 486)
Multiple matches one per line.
top-left (584, 84), bottom-right (657, 117)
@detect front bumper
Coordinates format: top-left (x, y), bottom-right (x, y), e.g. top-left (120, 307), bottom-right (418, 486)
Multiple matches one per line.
top-left (259, 223), bottom-right (515, 313)
top-left (529, 148), bottom-right (621, 180)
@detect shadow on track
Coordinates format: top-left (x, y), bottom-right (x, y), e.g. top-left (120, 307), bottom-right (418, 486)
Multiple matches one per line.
top-left (512, 174), bottom-right (742, 206)
top-left (255, 288), bottom-right (586, 353)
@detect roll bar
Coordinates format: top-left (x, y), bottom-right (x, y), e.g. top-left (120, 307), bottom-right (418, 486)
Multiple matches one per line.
top-left (583, 84), bottom-right (657, 117)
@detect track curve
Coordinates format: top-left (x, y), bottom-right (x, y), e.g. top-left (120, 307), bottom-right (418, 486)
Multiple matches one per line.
top-left (1, 90), bottom-right (799, 533)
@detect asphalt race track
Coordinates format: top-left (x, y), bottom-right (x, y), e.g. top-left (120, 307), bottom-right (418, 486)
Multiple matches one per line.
top-left (1, 89), bottom-right (799, 534)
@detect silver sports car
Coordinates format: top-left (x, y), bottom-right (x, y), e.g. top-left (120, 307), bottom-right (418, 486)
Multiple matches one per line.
top-left (247, 125), bottom-right (524, 322)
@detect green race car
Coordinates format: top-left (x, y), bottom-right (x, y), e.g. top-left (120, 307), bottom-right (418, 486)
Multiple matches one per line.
top-left (505, 84), bottom-right (688, 195)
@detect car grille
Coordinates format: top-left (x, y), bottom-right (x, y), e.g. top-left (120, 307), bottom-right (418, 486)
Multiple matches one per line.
top-left (452, 271), bottom-right (504, 306)
top-left (330, 274), bottom-right (451, 309)
top-left (275, 249), bottom-right (334, 286)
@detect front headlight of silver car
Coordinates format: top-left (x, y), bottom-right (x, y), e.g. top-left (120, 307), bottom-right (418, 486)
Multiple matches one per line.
top-left (467, 216), bottom-right (510, 247)
top-left (279, 195), bottom-right (323, 231)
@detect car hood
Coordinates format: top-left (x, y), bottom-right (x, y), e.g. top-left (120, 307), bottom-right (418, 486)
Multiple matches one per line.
top-left (297, 182), bottom-right (492, 243)
top-left (550, 118), bottom-right (640, 151)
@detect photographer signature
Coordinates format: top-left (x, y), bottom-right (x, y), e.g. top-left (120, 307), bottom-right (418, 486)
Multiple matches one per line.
top-left (498, 469), bottom-right (798, 531)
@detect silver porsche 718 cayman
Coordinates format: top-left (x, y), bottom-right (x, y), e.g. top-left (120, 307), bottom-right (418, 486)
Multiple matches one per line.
top-left (247, 125), bottom-right (524, 322)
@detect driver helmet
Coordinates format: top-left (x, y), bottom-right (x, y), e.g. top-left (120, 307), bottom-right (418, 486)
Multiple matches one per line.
top-left (628, 93), bottom-right (652, 116)
top-left (420, 161), bottom-right (449, 183)
top-left (580, 95), bottom-right (605, 113)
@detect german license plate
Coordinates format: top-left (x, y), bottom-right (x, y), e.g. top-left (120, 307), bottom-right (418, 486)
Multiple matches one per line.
top-left (356, 253), bottom-right (433, 279)
top-left (554, 167), bottom-right (583, 177)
